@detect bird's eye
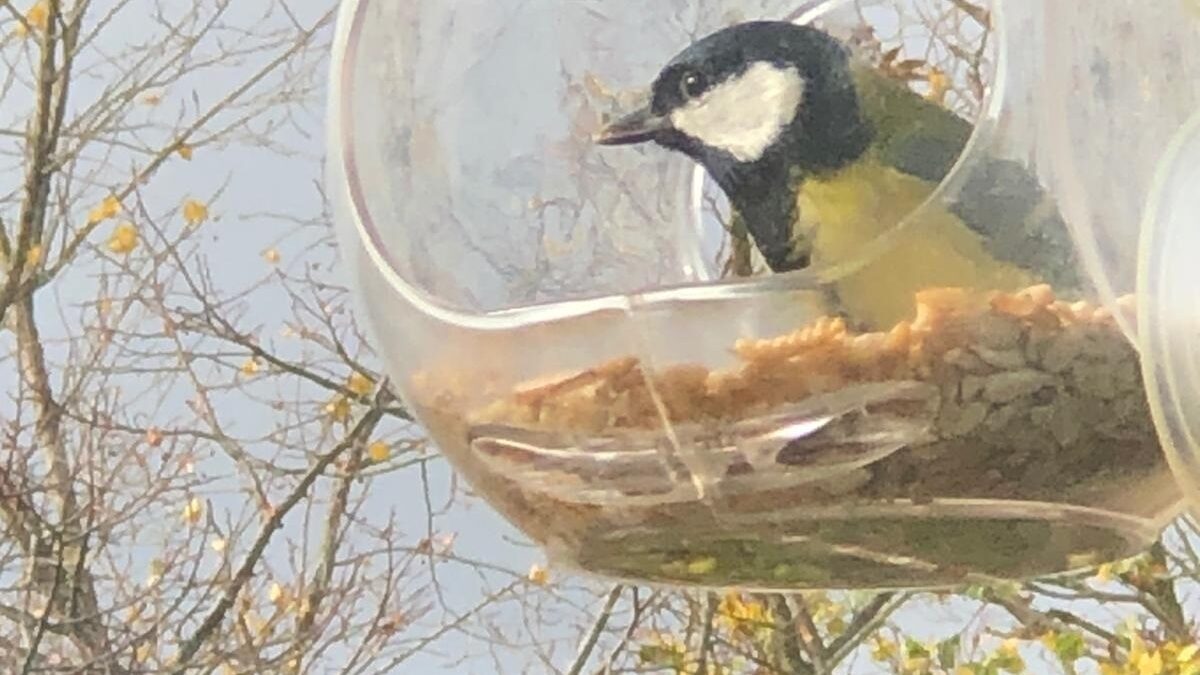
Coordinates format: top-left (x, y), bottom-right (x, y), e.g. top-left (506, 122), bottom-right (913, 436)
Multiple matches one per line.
top-left (680, 71), bottom-right (707, 99)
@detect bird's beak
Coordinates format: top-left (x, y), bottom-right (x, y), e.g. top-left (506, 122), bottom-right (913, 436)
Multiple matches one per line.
top-left (594, 104), bottom-right (671, 146)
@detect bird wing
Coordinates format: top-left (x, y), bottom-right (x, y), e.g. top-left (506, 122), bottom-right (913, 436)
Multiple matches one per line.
top-left (849, 63), bottom-right (1082, 293)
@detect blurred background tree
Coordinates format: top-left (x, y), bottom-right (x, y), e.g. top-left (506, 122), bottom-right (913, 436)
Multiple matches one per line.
top-left (0, 0), bottom-right (1195, 673)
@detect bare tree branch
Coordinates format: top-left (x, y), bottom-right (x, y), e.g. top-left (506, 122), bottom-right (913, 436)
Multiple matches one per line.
top-left (171, 391), bottom-right (387, 671)
top-left (565, 585), bottom-right (623, 675)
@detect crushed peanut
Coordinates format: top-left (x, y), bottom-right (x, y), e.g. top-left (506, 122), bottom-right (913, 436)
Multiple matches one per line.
top-left (410, 285), bottom-right (1178, 588)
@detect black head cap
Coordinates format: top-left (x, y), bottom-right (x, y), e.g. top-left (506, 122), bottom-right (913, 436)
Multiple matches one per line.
top-left (599, 21), bottom-right (871, 176)
top-left (596, 21), bottom-right (874, 272)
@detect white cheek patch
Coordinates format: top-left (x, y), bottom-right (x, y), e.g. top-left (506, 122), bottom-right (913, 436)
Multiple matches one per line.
top-left (669, 62), bottom-right (805, 163)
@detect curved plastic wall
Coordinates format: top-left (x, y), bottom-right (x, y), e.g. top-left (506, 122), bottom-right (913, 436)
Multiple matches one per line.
top-left (329, 0), bottom-right (1198, 589)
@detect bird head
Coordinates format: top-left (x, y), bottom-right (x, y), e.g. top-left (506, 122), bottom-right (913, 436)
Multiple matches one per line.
top-left (595, 21), bottom-right (873, 271)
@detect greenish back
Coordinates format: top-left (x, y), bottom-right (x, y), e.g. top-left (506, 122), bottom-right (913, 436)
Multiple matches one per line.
top-left (851, 63), bottom-right (974, 183)
top-left (847, 62), bottom-right (1082, 291)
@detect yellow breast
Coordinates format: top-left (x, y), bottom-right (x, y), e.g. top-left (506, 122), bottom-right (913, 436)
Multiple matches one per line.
top-left (796, 158), bottom-right (1033, 329)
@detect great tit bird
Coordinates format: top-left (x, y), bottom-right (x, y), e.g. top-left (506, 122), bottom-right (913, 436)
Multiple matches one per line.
top-left (595, 20), bottom-right (1079, 329)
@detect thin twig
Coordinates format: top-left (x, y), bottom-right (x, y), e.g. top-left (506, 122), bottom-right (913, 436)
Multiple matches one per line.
top-left (25, 7), bottom-right (340, 302)
top-left (0, 0), bottom-right (64, 325)
top-left (763, 594), bottom-right (813, 675)
top-left (694, 592), bottom-right (719, 675)
top-left (605, 587), bottom-right (651, 672)
top-left (790, 597), bottom-right (828, 674)
top-left (566, 585), bottom-right (624, 675)
top-left (170, 395), bottom-right (386, 672)
top-left (21, 533), bottom-right (65, 674)
top-left (825, 593), bottom-right (909, 670)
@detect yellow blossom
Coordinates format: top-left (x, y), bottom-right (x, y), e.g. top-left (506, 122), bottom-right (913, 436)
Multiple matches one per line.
top-left (268, 581), bottom-right (288, 608)
top-left (1130, 632), bottom-right (1148, 664)
top-left (135, 643), bottom-right (153, 663)
top-left (527, 564), bottom-right (550, 585)
top-left (183, 496), bottom-right (204, 525)
top-left (107, 222), bottom-right (139, 254)
top-left (294, 597), bottom-right (312, 618)
top-left (240, 358), bottom-right (261, 376)
top-left (347, 371), bottom-right (374, 396)
top-left (243, 609), bottom-right (268, 638)
top-left (871, 637), bottom-right (899, 662)
top-left (211, 538), bottom-right (227, 553)
top-left (182, 198), bottom-right (209, 226)
top-left (901, 655), bottom-right (930, 674)
top-left (719, 593), bottom-right (771, 635)
top-left (926, 67), bottom-right (950, 103)
top-left (177, 144), bottom-right (193, 160)
top-left (325, 396), bottom-right (351, 423)
top-left (996, 638), bottom-right (1025, 669)
top-left (89, 195), bottom-right (122, 224)
top-left (368, 441), bottom-right (390, 463)
top-left (1139, 650), bottom-right (1164, 675)
top-left (263, 248), bottom-right (281, 264)
top-left (1179, 644), bottom-right (1200, 663)
top-left (25, 1), bottom-right (48, 30)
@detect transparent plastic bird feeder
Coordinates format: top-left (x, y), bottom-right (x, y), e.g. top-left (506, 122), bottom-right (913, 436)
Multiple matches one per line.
top-left (328, 0), bottom-right (1200, 590)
